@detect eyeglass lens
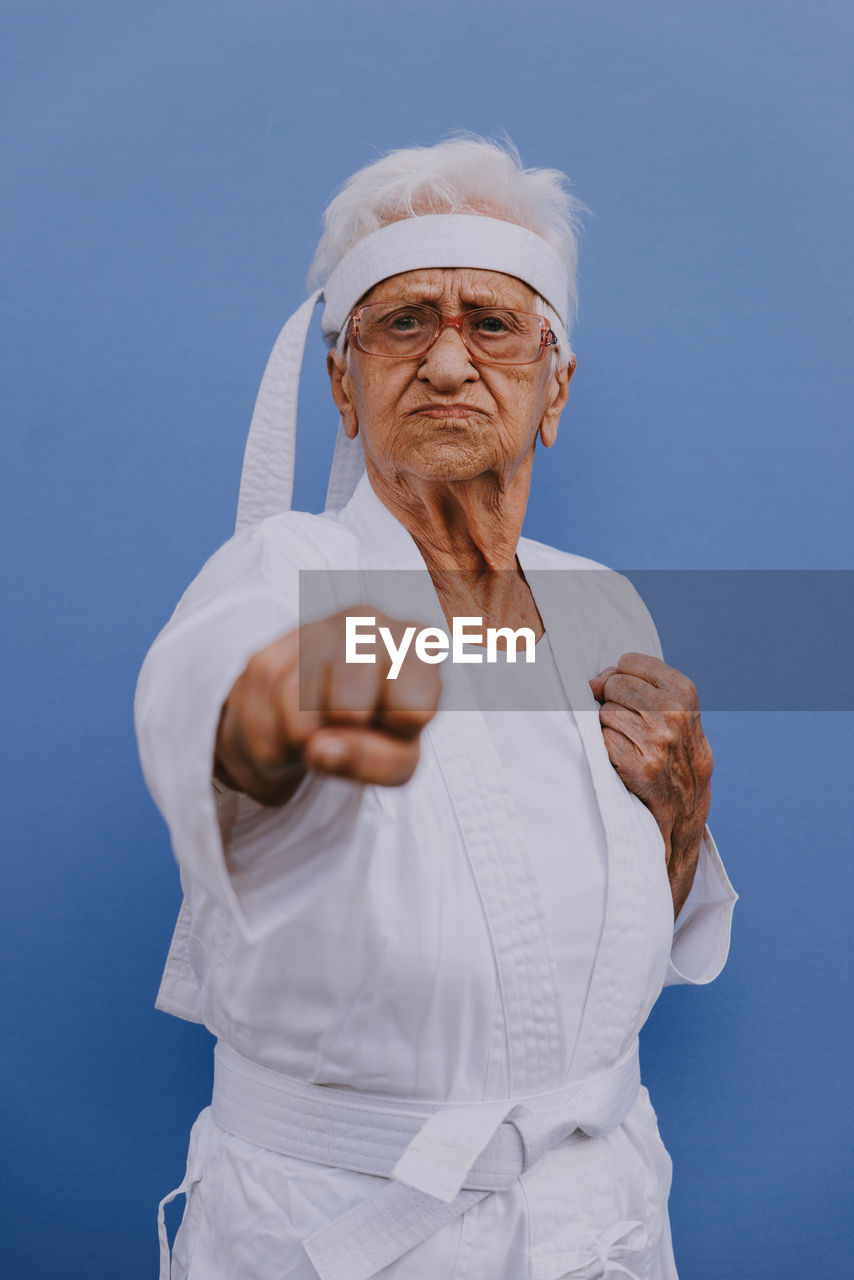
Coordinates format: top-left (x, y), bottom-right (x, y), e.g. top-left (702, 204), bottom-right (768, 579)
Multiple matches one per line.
top-left (354, 303), bottom-right (546, 364)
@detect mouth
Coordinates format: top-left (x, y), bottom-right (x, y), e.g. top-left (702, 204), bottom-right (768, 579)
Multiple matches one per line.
top-left (407, 403), bottom-right (487, 419)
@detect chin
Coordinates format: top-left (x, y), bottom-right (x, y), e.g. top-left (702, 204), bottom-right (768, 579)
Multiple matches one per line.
top-left (395, 424), bottom-right (493, 481)
top-left (405, 448), bottom-right (491, 483)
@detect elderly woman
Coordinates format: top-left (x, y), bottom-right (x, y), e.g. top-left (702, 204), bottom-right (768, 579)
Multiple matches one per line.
top-left (136, 138), bottom-right (736, 1280)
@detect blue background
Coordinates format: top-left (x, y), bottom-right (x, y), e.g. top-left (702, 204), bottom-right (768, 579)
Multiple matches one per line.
top-left (2, 2), bottom-right (852, 1275)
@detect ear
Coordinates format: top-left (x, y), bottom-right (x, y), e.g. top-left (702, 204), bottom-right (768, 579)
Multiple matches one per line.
top-left (539, 354), bottom-right (576, 449)
top-left (327, 349), bottom-right (359, 440)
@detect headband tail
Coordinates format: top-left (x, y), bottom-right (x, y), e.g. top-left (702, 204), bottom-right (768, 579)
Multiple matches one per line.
top-left (235, 289), bottom-right (323, 532)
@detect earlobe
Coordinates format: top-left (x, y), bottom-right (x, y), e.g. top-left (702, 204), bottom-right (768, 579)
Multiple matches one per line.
top-left (539, 355), bottom-right (575, 448)
top-left (327, 350), bottom-right (359, 439)
top-left (539, 417), bottom-right (558, 448)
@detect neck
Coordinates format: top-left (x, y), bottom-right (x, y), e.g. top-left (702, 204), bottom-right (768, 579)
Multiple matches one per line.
top-left (365, 457), bottom-right (533, 572)
top-left (364, 456), bottom-right (543, 638)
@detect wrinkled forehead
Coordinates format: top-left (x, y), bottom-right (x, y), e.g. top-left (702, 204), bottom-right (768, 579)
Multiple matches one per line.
top-left (358, 267), bottom-right (539, 311)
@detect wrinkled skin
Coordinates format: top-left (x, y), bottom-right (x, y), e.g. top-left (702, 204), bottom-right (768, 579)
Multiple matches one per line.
top-left (590, 653), bottom-right (713, 917)
top-left (215, 263), bottom-right (713, 916)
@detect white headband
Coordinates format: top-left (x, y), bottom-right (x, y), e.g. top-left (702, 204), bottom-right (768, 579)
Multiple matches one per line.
top-left (236, 213), bottom-right (571, 531)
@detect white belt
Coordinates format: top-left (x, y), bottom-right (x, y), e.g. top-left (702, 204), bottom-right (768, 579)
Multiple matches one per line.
top-left (204, 1039), bottom-right (642, 1280)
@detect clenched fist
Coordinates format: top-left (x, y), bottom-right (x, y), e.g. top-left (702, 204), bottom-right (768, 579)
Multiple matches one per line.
top-left (590, 652), bottom-right (713, 918)
top-left (215, 608), bottom-right (442, 805)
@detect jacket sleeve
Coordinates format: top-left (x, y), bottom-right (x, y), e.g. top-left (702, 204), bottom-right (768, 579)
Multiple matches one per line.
top-left (665, 826), bottom-right (738, 985)
top-left (134, 520), bottom-right (305, 943)
top-left (617, 575), bottom-right (738, 986)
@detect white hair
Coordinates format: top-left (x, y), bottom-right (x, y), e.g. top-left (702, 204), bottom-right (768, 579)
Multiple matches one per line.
top-left (308, 135), bottom-right (586, 356)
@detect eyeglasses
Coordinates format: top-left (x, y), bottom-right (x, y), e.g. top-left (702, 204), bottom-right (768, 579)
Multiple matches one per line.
top-left (346, 302), bottom-right (557, 366)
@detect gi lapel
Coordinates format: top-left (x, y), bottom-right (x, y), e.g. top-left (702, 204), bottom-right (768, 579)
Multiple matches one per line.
top-left (516, 551), bottom-right (649, 1076)
top-left (338, 479), bottom-right (567, 1096)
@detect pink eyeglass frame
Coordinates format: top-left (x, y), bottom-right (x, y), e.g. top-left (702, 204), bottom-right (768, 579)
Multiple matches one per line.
top-left (346, 303), bottom-right (558, 366)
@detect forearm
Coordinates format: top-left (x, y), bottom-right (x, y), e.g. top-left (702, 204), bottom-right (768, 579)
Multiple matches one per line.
top-left (667, 838), bottom-right (701, 919)
top-left (665, 793), bottom-right (710, 917)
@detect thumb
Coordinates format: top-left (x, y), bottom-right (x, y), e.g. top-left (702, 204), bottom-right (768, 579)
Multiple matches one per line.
top-left (589, 666), bottom-right (618, 703)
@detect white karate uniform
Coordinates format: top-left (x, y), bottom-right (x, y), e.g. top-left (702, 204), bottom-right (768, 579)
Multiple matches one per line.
top-left (136, 473), bottom-right (736, 1280)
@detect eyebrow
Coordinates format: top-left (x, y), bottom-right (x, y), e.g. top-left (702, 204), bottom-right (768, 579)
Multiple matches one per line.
top-left (379, 287), bottom-right (531, 310)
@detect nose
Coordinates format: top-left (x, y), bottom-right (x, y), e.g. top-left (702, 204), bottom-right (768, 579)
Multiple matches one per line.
top-left (416, 325), bottom-right (479, 392)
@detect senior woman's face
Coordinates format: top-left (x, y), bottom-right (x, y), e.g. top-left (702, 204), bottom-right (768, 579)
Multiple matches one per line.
top-left (328, 267), bottom-right (574, 486)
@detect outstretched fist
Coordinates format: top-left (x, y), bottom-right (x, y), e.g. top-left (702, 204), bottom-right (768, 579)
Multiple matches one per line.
top-left (215, 608), bottom-right (442, 805)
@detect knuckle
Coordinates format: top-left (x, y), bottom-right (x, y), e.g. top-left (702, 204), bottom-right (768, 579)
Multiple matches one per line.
top-left (670, 668), bottom-right (699, 703)
top-left (329, 703), bottom-right (374, 728)
top-left (327, 680), bottom-right (379, 724)
top-left (247, 644), bottom-right (288, 686)
top-left (382, 704), bottom-right (425, 736)
top-left (244, 650), bottom-right (270, 682)
top-left (699, 740), bottom-right (715, 777)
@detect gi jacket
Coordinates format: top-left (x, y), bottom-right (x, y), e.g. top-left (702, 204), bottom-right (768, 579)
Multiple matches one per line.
top-left (135, 474), bottom-right (736, 1280)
